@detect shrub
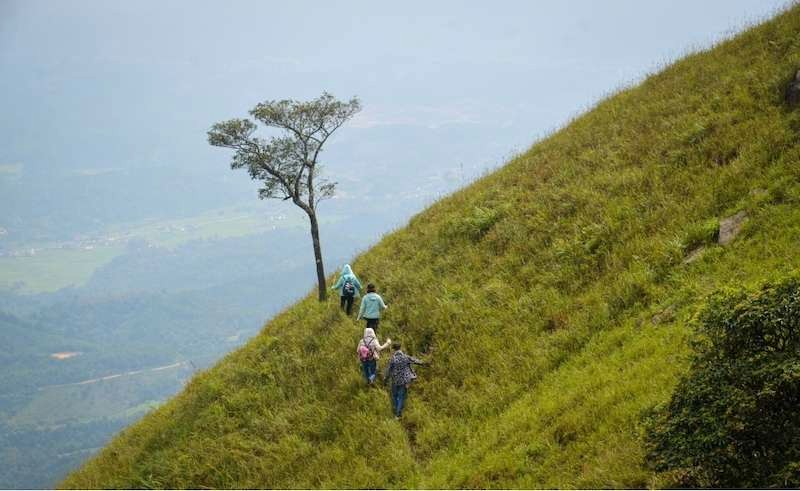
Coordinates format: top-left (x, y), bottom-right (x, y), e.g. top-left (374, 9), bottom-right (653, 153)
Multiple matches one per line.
top-left (644, 271), bottom-right (800, 488)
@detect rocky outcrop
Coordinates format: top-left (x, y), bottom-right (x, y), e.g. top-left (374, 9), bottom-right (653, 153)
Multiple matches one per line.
top-left (718, 210), bottom-right (748, 245)
top-left (683, 246), bottom-right (706, 264)
top-left (651, 305), bottom-right (676, 325)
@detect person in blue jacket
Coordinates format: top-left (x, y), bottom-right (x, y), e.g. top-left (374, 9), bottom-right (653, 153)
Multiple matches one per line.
top-left (357, 283), bottom-right (387, 331)
top-left (331, 264), bottom-right (362, 315)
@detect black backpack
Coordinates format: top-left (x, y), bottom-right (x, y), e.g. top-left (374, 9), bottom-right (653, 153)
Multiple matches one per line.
top-left (343, 279), bottom-right (355, 296)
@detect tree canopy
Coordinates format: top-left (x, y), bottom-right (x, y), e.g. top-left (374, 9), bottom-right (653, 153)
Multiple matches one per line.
top-left (207, 92), bottom-right (361, 213)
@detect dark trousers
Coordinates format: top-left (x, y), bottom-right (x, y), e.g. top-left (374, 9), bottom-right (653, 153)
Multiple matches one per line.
top-left (340, 295), bottom-right (354, 315)
top-left (365, 317), bottom-right (379, 331)
top-left (361, 359), bottom-right (377, 384)
top-left (391, 384), bottom-right (408, 417)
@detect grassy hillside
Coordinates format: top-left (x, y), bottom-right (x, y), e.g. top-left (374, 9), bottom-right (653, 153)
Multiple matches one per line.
top-left (63, 6), bottom-right (800, 489)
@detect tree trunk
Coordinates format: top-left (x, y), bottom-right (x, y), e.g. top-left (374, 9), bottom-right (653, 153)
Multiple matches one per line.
top-left (308, 211), bottom-right (327, 301)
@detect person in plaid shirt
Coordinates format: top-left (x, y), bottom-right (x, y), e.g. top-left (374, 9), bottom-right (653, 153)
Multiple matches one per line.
top-left (383, 341), bottom-right (427, 418)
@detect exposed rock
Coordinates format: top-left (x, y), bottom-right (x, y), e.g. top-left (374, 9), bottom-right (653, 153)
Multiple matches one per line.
top-left (683, 246), bottom-right (706, 264)
top-left (652, 305), bottom-right (676, 325)
top-left (718, 210), bottom-right (748, 245)
top-left (785, 70), bottom-right (800, 107)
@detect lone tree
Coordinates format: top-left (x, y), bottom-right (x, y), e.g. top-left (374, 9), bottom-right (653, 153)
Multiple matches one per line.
top-left (208, 92), bottom-right (361, 301)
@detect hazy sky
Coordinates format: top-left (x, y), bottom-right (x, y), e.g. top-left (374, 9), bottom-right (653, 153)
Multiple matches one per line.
top-left (0, 0), bottom-right (790, 177)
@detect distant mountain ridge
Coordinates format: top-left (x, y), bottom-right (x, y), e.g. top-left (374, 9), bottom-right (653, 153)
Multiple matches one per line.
top-left (63, 6), bottom-right (800, 488)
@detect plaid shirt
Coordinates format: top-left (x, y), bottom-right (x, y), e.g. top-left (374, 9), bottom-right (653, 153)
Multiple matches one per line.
top-left (384, 350), bottom-right (423, 386)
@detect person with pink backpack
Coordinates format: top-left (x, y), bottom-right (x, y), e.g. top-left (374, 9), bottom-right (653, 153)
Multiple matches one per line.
top-left (356, 327), bottom-right (391, 385)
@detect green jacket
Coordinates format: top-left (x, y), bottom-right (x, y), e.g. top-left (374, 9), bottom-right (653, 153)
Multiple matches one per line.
top-left (331, 264), bottom-right (362, 297)
top-left (358, 292), bottom-right (387, 320)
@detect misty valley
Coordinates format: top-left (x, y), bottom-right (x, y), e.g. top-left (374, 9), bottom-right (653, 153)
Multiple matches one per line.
top-left (0, 129), bottom-right (485, 487)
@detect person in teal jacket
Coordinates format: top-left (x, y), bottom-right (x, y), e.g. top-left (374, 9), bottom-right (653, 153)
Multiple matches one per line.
top-left (357, 283), bottom-right (388, 331)
top-left (331, 264), bottom-right (362, 315)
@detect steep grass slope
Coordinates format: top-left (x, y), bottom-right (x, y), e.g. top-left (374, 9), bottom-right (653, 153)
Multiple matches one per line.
top-left (64, 7), bottom-right (800, 488)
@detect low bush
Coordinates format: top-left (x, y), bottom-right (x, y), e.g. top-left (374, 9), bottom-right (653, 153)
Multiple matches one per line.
top-left (645, 272), bottom-right (800, 488)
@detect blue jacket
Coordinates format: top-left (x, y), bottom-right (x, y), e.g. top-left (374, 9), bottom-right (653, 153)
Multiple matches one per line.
top-left (331, 264), bottom-right (362, 297)
top-left (358, 292), bottom-right (387, 320)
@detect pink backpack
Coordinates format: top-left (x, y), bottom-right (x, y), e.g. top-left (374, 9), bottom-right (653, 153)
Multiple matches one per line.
top-left (358, 338), bottom-right (374, 361)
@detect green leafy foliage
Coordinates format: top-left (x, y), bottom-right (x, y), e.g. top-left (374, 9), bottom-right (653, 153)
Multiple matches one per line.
top-left (62, 6), bottom-right (800, 488)
top-left (645, 272), bottom-right (800, 488)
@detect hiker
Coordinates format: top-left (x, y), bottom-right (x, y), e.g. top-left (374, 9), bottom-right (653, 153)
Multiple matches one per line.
top-left (357, 283), bottom-right (387, 331)
top-left (356, 327), bottom-right (391, 385)
top-left (383, 341), bottom-right (426, 418)
top-left (331, 264), bottom-right (362, 315)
